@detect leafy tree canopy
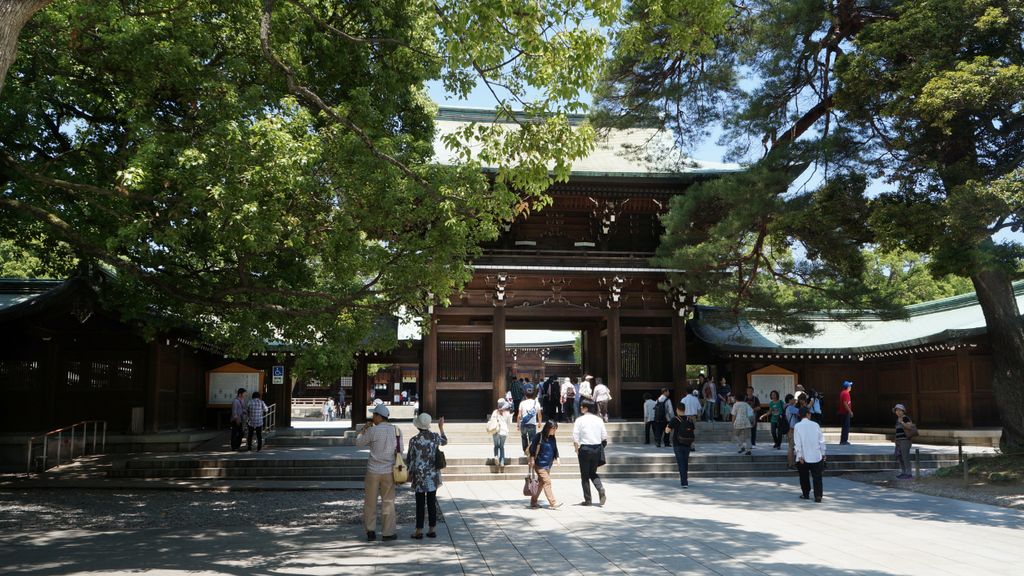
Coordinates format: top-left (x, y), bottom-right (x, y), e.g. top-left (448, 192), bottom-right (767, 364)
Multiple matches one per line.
top-left (0, 0), bottom-right (617, 374)
top-left (597, 0), bottom-right (1024, 449)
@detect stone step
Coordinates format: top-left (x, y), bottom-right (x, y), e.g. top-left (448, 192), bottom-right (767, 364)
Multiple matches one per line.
top-left (110, 454), bottom-right (958, 481)
top-left (118, 451), bottom-right (957, 470)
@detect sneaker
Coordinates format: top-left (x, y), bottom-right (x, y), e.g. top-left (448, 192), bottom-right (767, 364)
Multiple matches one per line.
top-left (737, 449), bottom-right (745, 454)
top-left (580, 501), bottom-right (592, 506)
top-left (382, 534), bottom-right (398, 542)
top-left (814, 498), bottom-right (822, 503)
top-left (681, 484), bottom-right (688, 489)
top-left (745, 451), bottom-right (752, 456)
top-left (366, 531), bottom-right (377, 541)
top-left (599, 492), bottom-right (607, 506)
top-left (839, 442), bottom-right (852, 446)
top-left (799, 494), bottom-right (810, 500)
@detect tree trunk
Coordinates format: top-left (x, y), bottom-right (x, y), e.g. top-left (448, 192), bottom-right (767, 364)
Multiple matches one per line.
top-left (971, 268), bottom-right (1024, 452)
top-left (0, 0), bottom-right (50, 97)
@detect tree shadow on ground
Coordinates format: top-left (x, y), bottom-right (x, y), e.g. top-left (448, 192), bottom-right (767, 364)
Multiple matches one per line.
top-left (611, 475), bottom-right (1024, 530)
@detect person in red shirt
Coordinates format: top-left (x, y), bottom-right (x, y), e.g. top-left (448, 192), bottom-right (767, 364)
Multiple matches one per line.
top-left (838, 380), bottom-right (853, 445)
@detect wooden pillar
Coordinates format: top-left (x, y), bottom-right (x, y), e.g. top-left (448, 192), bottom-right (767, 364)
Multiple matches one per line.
top-left (672, 312), bottom-right (688, 403)
top-left (910, 355), bottom-right (920, 424)
top-left (279, 362), bottom-right (293, 428)
top-left (585, 325), bottom-right (602, 376)
top-left (422, 314), bottom-right (438, 418)
top-left (956, 348), bottom-right (974, 428)
top-left (606, 308), bottom-right (622, 418)
top-left (492, 307), bottom-right (507, 408)
top-left (352, 356), bottom-right (368, 426)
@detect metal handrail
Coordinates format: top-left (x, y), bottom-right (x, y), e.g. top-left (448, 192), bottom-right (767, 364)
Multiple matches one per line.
top-left (26, 420), bottom-right (107, 475)
top-left (291, 397), bottom-right (330, 407)
top-left (264, 403), bottom-right (277, 434)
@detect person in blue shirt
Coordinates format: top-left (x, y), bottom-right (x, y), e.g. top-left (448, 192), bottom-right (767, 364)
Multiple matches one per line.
top-left (528, 420), bottom-right (562, 509)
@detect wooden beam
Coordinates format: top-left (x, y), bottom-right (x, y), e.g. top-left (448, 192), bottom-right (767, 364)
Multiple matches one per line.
top-left (435, 381), bottom-right (494, 390)
top-left (422, 315), bottom-right (438, 417)
top-left (672, 313), bottom-right (687, 403)
top-left (606, 308), bottom-right (622, 417)
top-left (956, 348), bottom-right (974, 428)
top-left (437, 325), bottom-right (496, 334)
top-left (622, 380), bottom-right (673, 390)
top-left (352, 357), bottom-right (368, 426)
top-left (492, 307), bottom-right (506, 408)
top-left (435, 306), bottom-right (676, 318)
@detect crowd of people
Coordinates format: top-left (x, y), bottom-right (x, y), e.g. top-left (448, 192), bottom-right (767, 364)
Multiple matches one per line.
top-left (356, 376), bottom-right (920, 541)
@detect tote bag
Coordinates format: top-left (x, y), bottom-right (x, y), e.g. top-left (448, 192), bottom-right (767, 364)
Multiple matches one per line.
top-left (392, 429), bottom-right (408, 484)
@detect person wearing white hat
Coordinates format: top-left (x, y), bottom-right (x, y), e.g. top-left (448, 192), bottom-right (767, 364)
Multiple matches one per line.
top-left (487, 400), bottom-right (513, 468)
top-left (893, 404), bottom-right (916, 479)
top-left (407, 413), bottom-right (447, 539)
top-left (357, 403), bottom-right (402, 541)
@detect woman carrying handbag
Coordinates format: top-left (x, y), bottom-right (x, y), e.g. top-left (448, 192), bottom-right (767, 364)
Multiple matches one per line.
top-left (527, 421), bottom-right (562, 510)
top-left (407, 413), bottom-right (447, 539)
top-left (893, 404), bottom-right (917, 479)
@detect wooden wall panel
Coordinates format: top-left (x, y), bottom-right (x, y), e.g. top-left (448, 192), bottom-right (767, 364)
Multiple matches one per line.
top-left (916, 358), bottom-right (957, 393)
top-left (876, 363), bottom-right (912, 394)
top-left (971, 356), bottom-right (993, 392)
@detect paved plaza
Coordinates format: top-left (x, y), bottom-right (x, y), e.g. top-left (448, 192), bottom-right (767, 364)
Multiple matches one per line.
top-left (1, 473), bottom-right (1022, 575)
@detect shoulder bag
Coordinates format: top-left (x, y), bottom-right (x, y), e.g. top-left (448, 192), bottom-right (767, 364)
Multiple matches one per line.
top-left (434, 433), bottom-right (447, 470)
top-left (903, 419), bottom-right (919, 440)
top-left (486, 412), bottom-right (499, 434)
top-left (392, 428), bottom-right (409, 485)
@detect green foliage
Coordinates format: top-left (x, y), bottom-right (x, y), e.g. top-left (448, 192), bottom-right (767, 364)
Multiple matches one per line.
top-left (601, 0), bottom-right (1023, 333)
top-left (0, 237), bottom-right (76, 279)
top-left (0, 0), bottom-right (614, 375)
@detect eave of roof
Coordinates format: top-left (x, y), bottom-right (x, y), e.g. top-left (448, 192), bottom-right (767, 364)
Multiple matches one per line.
top-left (691, 280), bottom-right (1024, 355)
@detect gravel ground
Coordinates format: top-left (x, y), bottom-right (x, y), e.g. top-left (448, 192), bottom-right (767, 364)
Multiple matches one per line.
top-left (0, 490), bottom-right (430, 531)
top-left (842, 470), bottom-right (1024, 510)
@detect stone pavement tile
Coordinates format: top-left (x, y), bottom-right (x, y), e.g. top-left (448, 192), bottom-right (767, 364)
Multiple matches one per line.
top-left (459, 480), bottom-right (586, 575)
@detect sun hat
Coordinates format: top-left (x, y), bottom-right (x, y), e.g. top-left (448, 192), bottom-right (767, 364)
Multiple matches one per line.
top-left (842, 380), bottom-right (853, 388)
top-left (372, 404), bottom-right (390, 419)
top-left (893, 403), bottom-right (906, 412)
top-left (414, 412), bottom-right (432, 430)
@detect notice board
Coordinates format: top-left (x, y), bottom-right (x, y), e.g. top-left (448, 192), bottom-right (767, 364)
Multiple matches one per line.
top-left (207, 362), bottom-right (264, 407)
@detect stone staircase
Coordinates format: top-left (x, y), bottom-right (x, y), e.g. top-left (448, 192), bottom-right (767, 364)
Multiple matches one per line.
top-left (106, 422), bottom-right (970, 483)
top-left (106, 451), bottom-right (961, 482)
top-left (268, 422), bottom-right (886, 447)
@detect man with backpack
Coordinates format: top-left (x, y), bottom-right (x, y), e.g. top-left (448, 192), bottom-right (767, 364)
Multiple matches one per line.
top-left (653, 389), bottom-right (673, 448)
top-left (560, 377), bottom-right (576, 422)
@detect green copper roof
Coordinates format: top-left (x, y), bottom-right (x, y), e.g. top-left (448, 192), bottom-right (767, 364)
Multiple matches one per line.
top-left (433, 106), bottom-right (743, 179)
top-left (691, 281), bottom-right (1024, 354)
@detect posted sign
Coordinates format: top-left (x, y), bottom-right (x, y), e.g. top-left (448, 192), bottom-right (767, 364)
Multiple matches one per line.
top-left (272, 365), bottom-right (285, 385)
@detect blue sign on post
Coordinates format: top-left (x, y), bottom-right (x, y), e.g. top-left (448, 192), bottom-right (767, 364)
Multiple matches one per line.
top-left (272, 365), bottom-right (285, 385)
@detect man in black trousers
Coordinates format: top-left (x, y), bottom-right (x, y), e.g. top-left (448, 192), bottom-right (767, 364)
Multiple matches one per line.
top-left (571, 399), bottom-right (609, 506)
top-left (793, 407), bottom-right (827, 502)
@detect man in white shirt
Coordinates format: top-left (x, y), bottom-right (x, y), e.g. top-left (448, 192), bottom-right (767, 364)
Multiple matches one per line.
top-left (793, 407), bottom-right (827, 503)
top-left (356, 404), bottom-right (402, 541)
top-left (572, 399), bottom-right (608, 506)
top-left (682, 389), bottom-right (702, 421)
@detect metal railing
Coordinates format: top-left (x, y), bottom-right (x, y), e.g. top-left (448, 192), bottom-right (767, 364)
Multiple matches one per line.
top-left (264, 404), bottom-right (277, 433)
top-left (291, 397), bottom-right (330, 407)
top-left (26, 420), bottom-right (107, 475)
